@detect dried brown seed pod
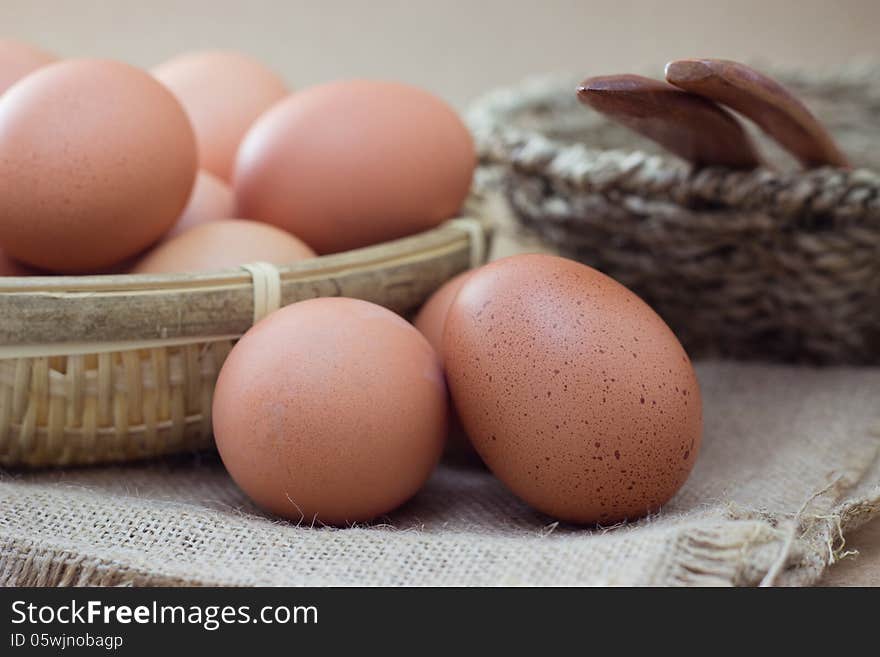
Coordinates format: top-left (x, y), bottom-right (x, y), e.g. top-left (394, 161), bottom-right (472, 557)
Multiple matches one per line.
top-left (665, 58), bottom-right (849, 169)
top-left (577, 74), bottom-right (761, 169)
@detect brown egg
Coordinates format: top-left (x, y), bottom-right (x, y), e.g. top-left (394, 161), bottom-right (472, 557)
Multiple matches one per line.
top-left (133, 219), bottom-right (315, 273)
top-left (413, 272), bottom-right (479, 461)
top-left (234, 79), bottom-right (475, 254)
top-left (0, 249), bottom-right (33, 276)
top-left (0, 59), bottom-right (197, 273)
top-left (153, 50), bottom-right (288, 181)
top-left (165, 170), bottom-right (235, 240)
top-left (415, 272), bottom-right (470, 356)
top-left (0, 39), bottom-right (56, 96)
top-left (444, 254), bottom-right (702, 524)
top-left (213, 297), bottom-right (447, 525)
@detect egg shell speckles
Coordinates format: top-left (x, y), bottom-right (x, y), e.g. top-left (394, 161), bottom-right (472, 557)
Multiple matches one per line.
top-left (233, 79), bottom-right (475, 254)
top-left (212, 297), bottom-right (448, 525)
top-left (443, 254), bottom-right (702, 524)
top-left (0, 59), bottom-right (197, 272)
top-left (414, 272), bottom-right (471, 358)
top-left (413, 271), bottom-right (480, 461)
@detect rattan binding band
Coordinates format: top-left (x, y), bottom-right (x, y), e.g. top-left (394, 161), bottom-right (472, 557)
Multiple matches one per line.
top-left (240, 262), bottom-right (282, 325)
top-left (0, 218), bottom-right (492, 467)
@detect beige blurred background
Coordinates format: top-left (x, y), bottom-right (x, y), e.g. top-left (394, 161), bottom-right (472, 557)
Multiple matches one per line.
top-left (2, 0), bottom-right (878, 108)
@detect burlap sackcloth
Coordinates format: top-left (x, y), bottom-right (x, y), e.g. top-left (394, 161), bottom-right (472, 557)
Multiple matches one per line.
top-left (0, 360), bottom-right (878, 586)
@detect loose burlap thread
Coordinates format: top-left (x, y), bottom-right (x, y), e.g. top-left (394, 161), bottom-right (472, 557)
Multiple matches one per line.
top-left (1, 361), bottom-right (878, 586)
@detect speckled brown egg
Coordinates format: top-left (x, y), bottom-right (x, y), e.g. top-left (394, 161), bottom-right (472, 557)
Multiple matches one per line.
top-left (153, 50), bottom-right (288, 181)
top-left (414, 272), bottom-right (470, 356)
top-left (443, 254), bottom-right (702, 524)
top-left (0, 59), bottom-right (197, 272)
top-left (413, 272), bottom-right (479, 461)
top-left (213, 298), bottom-right (447, 525)
top-left (0, 39), bottom-right (56, 96)
top-left (234, 79), bottom-right (475, 254)
top-left (133, 219), bottom-right (315, 273)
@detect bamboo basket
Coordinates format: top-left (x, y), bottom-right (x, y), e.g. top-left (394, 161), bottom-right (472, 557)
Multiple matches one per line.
top-left (0, 218), bottom-right (489, 468)
top-left (468, 65), bottom-right (880, 364)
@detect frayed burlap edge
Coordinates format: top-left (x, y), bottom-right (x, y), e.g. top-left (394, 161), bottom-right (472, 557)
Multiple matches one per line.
top-left (3, 489), bottom-right (877, 587)
top-left (660, 424), bottom-right (880, 587)
top-left (0, 538), bottom-right (214, 587)
top-left (655, 485), bottom-right (880, 587)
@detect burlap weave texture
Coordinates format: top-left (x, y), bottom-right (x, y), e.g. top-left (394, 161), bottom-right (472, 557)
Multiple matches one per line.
top-left (1, 361), bottom-right (878, 586)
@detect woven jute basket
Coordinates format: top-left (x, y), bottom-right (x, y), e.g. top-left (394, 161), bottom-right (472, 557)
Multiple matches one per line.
top-left (468, 64), bottom-right (880, 365)
top-left (0, 218), bottom-right (489, 468)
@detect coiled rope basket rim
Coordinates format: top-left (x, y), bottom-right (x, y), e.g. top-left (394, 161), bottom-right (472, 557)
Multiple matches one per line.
top-left (467, 65), bottom-right (880, 365)
top-left (0, 217), bottom-right (490, 468)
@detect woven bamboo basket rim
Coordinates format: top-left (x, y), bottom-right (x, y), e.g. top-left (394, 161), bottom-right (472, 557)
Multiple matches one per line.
top-left (0, 216), bottom-right (490, 468)
top-left (0, 216), bottom-right (490, 356)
